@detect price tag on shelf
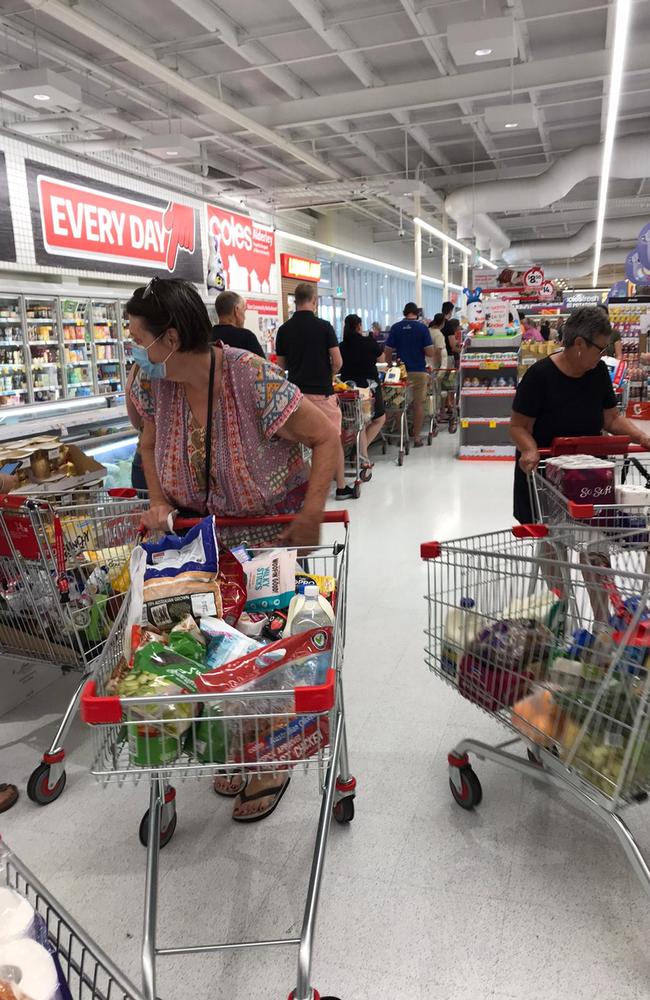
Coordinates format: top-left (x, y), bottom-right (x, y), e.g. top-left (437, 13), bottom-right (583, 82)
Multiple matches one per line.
top-left (480, 361), bottom-right (499, 369)
top-left (489, 420), bottom-right (497, 428)
top-left (461, 420), bottom-right (469, 429)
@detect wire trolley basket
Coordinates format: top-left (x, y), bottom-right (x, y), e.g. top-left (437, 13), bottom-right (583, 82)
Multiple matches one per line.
top-left (81, 511), bottom-right (356, 1000)
top-left (2, 841), bottom-right (142, 999)
top-left (0, 488), bottom-right (148, 805)
top-left (337, 387), bottom-right (373, 495)
top-left (380, 379), bottom-right (412, 467)
top-left (422, 523), bottom-right (650, 899)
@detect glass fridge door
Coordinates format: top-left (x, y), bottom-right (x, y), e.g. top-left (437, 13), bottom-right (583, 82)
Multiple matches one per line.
top-left (0, 294), bottom-right (28, 408)
top-left (60, 298), bottom-right (94, 399)
top-left (119, 299), bottom-right (133, 379)
top-left (91, 299), bottom-right (123, 396)
top-left (26, 296), bottom-right (64, 403)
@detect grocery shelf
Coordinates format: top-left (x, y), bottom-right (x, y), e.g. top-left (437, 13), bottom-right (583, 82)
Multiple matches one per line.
top-left (94, 339), bottom-right (118, 344)
top-left (461, 388), bottom-right (516, 396)
top-left (63, 339), bottom-right (89, 345)
top-left (67, 381), bottom-right (93, 388)
top-left (25, 318), bottom-right (54, 324)
top-left (28, 340), bottom-right (59, 346)
top-left (0, 318), bottom-right (20, 324)
top-left (461, 360), bottom-right (518, 369)
top-left (65, 361), bottom-right (92, 367)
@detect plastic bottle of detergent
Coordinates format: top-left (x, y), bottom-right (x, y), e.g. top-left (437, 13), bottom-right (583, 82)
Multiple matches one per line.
top-left (440, 597), bottom-right (480, 683)
top-left (290, 584), bottom-right (335, 634)
top-left (285, 583), bottom-right (306, 634)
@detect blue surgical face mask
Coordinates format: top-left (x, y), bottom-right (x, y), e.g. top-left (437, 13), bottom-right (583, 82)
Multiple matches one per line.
top-left (131, 332), bottom-right (175, 379)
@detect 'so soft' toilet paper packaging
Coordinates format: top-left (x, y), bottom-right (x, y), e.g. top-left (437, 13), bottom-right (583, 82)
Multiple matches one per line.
top-left (0, 889), bottom-right (34, 945)
top-left (0, 938), bottom-right (59, 1000)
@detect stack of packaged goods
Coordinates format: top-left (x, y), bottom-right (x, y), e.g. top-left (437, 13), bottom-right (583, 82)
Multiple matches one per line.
top-left (104, 518), bottom-right (337, 768)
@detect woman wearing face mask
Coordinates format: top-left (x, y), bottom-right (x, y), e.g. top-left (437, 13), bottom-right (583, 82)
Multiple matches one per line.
top-left (127, 278), bottom-right (340, 822)
top-left (127, 277), bottom-right (339, 546)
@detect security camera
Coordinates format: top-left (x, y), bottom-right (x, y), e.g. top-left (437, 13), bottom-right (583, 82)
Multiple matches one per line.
top-left (398, 228), bottom-right (405, 238)
top-left (427, 245), bottom-right (434, 255)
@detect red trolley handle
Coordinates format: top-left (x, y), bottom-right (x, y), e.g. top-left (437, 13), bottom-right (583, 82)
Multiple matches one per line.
top-left (537, 435), bottom-right (646, 458)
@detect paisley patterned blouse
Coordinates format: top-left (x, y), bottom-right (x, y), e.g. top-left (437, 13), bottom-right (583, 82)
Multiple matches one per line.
top-left (130, 346), bottom-right (309, 519)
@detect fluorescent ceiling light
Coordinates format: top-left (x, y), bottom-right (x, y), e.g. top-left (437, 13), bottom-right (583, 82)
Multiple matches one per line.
top-left (275, 229), bottom-right (460, 288)
top-left (474, 48), bottom-right (493, 56)
top-left (484, 103), bottom-right (537, 132)
top-left (478, 256), bottom-right (498, 270)
top-left (32, 93), bottom-right (51, 102)
top-left (504, 122), bottom-right (518, 129)
top-left (413, 217), bottom-right (471, 256)
top-left (593, 0), bottom-right (632, 287)
top-left (87, 435), bottom-right (138, 457)
top-left (448, 17), bottom-right (516, 66)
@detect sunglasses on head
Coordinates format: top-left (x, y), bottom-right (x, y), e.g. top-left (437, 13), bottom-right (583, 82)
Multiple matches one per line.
top-left (142, 276), bottom-right (173, 327)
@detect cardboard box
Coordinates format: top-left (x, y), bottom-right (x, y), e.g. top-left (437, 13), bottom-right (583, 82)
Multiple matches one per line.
top-left (0, 440), bottom-right (106, 495)
top-left (0, 655), bottom-right (59, 719)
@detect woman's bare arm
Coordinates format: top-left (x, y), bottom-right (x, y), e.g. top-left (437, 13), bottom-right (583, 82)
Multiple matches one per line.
top-left (276, 396), bottom-right (340, 547)
top-left (603, 407), bottom-right (650, 449)
top-left (510, 410), bottom-right (540, 472)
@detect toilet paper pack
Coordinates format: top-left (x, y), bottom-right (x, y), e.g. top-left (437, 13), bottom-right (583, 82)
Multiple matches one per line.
top-left (0, 887), bottom-right (34, 944)
top-left (0, 938), bottom-right (59, 1000)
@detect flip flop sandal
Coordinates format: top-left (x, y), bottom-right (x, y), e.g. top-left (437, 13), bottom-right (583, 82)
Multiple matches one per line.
top-left (0, 784), bottom-right (18, 813)
top-left (213, 775), bottom-right (248, 798)
top-left (232, 776), bottom-right (291, 824)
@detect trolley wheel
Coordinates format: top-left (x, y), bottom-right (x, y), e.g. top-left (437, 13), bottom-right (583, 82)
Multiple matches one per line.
top-left (333, 796), bottom-right (355, 824)
top-left (398, 450), bottom-right (404, 467)
top-left (352, 481), bottom-right (361, 499)
top-left (449, 766), bottom-right (482, 810)
top-left (138, 807), bottom-right (178, 848)
top-left (427, 432), bottom-right (433, 446)
top-left (360, 466), bottom-right (372, 483)
top-left (27, 763), bottom-right (66, 805)
top-left (404, 441), bottom-right (411, 455)
top-left (448, 416), bottom-right (458, 435)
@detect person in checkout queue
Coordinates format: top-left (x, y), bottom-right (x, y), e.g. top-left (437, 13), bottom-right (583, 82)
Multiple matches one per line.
top-left (384, 302), bottom-right (435, 447)
top-left (211, 290), bottom-right (265, 358)
top-left (125, 276), bottom-right (340, 823)
top-left (275, 282), bottom-right (357, 501)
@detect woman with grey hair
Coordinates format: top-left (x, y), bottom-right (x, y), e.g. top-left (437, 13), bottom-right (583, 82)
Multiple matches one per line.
top-left (510, 306), bottom-right (650, 524)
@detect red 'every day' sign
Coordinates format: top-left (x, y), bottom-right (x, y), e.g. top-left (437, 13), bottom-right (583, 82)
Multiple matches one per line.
top-left (31, 168), bottom-right (200, 277)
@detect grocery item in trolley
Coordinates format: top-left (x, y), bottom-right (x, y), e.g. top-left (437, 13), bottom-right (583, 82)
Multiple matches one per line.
top-left (545, 454), bottom-right (616, 506)
top-left (241, 546), bottom-right (296, 611)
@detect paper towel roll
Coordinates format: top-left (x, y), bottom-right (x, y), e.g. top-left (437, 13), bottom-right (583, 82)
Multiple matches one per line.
top-left (616, 484), bottom-right (650, 505)
top-left (0, 889), bottom-right (34, 944)
top-left (0, 939), bottom-right (58, 1000)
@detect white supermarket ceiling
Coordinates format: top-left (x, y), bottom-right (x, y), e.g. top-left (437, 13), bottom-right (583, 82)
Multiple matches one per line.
top-left (0, 0), bottom-right (647, 272)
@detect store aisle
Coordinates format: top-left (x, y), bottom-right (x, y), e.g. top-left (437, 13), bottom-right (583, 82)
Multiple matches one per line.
top-left (2, 437), bottom-right (650, 1000)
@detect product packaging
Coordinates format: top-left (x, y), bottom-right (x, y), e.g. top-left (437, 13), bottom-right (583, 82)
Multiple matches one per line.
top-left (199, 617), bottom-right (261, 669)
top-left (243, 547), bottom-right (296, 612)
top-left (459, 618), bottom-right (554, 711)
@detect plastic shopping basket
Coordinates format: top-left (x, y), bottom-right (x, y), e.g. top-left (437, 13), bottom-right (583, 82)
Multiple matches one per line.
top-left (421, 523), bottom-right (650, 899)
top-left (81, 511), bottom-right (356, 1000)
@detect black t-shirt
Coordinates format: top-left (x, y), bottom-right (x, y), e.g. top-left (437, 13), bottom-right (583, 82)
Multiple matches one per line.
top-left (512, 356), bottom-right (617, 522)
top-left (340, 334), bottom-right (382, 387)
top-left (275, 311), bottom-right (338, 395)
top-left (441, 318), bottom-right (458, 359)
top-left (211, 323), bottom-right (265, 358)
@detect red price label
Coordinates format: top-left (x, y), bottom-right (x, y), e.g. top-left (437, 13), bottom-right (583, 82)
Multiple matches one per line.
top-left (523, 267), bottom-right (544, 289)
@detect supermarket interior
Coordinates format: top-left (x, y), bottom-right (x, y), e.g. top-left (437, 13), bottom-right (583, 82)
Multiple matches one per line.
top-left (1, 1), bottom-right (650, 999)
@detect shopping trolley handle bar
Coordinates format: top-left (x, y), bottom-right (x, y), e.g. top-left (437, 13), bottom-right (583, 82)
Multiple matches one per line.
top-left (540, 435), bottom-right (634, 458)
top-left (421, 523), bottom-right (549, 557)
top-left (173, 510), bottom-right (349, 531)
top-left (80, 669), bottom-right (336, 725)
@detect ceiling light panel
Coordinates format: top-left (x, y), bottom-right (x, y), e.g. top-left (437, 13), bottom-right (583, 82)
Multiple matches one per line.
top-left (447, 17), bottom-right (517, 66)
top-left (139, 134), bottom-right (201, 160)
top-left (0, 69), bottom-right (81, 111)
top-left (484, 103), bottom-right (538, 132)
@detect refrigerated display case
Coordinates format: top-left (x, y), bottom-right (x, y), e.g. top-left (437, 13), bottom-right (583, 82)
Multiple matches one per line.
top-left (91, 299), bottom-right (124, 395)
top-left (0, 294), bottom-right (29, 407)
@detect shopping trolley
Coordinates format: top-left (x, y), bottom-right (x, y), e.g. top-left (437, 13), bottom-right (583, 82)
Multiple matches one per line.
top-left (423, 371), bottom-right (440, 446)
top-left (0, 488), bottom-right (147, 804)
top-left (421, 523), bottom-right (650, 900)
top-left (529, 435), bottom-right (650, 539)
top-left (81, 511), bottom-right (355, 1000)
top-left (2, 841), bottom-right (143, 999)
top-left (380, 380), bottom-right (412, 466)
top-left (337, 388), bottom-right (372, 496)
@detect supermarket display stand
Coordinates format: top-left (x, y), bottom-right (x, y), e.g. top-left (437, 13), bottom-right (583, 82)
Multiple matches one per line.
top-left (458, 333), bottom-right (521, 460)
top-left (608, 295), bottom-right (650, 416)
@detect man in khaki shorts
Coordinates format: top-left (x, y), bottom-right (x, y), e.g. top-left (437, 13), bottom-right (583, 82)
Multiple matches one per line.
top-left (275, 282), bottom-right (357, 500)
top-left (385, 302), bottom-right (435, 446)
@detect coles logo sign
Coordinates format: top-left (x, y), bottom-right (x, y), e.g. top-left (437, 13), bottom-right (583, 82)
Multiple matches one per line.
top-left (27, 160), bottom-right (202, 280)
top-left (206, 204), bottom-right (277, 295)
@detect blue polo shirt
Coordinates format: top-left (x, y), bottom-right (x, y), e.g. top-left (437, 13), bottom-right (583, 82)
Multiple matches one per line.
top-left (386, 318), bottom-right (432, 372)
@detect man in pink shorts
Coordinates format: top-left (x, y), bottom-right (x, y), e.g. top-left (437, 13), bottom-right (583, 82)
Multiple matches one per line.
top-left (276, 283), bottom-right (356, 500)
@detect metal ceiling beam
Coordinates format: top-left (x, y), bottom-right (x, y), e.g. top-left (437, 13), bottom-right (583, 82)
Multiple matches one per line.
top-left (20, 0), bottom-right (340, 180)
top-left (239, 44), bottom-right (650, 130)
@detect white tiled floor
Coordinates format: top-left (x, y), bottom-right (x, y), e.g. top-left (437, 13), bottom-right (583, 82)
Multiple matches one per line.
top-left (3, 433), bottom-right (650, 999)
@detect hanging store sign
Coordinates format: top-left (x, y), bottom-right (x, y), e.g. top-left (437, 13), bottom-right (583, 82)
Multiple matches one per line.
top-left (26, 160), bottom-right (202, 280)
top-left (0, 152), bottom-right (15, 263)
top-left (280, 253), bottom-right (321, 282)
top-left (245, 297), bottom-right (278, 316)
top-left (206, 204), bottom-right (277, 295)
top-left (562, 290), bottom-right (608, 309)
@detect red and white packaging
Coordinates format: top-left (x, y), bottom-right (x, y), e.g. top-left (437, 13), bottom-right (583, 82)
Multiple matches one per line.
top-left (546, 455), bottom-right (616, 506)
